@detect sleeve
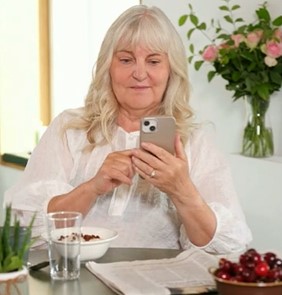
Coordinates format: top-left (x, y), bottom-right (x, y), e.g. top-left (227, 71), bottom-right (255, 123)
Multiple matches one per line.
top-left (179, 126), bottom-right (252, 254)
top-left (3, 110), bottom-right (81, 224)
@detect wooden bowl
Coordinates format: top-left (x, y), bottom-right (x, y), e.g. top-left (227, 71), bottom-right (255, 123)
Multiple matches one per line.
top-left (210, 269), bottom-right (282, 295)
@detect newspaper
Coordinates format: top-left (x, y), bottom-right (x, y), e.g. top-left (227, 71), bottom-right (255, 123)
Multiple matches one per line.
top-left (86, 248), bottom-right (223, 295)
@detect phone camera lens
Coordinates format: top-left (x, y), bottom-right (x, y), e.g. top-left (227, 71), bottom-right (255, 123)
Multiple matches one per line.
top-left (149, 126), bottom-right (156, 131)
top-left (144, 120), bottom-right (150, 126)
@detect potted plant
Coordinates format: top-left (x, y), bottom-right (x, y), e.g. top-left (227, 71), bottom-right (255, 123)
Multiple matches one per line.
top-left (179, 0), bottom-right (282, 158)
top-left (0, 204), bottom-right (35, 295)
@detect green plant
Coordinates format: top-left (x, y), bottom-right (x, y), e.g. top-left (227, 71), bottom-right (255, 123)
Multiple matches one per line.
top-left (0, 205), bottom-right (35, 273)
top-left (178, 0), bottom-right (282, 102)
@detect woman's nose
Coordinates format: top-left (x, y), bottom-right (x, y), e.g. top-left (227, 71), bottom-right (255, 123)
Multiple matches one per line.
top-left (132, 62), bottom-right (147, 81)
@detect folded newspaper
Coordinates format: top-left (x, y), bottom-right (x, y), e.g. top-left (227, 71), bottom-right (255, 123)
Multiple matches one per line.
top-left (86, 248), bottom-right (227, 295)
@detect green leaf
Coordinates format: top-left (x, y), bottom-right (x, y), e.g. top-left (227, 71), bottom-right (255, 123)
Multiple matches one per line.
top-left (188, 56), bottom-right (194, 63)
top-left (197, 22), bottom-right (207, 30)
top-left (232, 71), bottom-right (241, 81)
top-left (190, 14), bottom-right (199, 26)
top-left (219, 5), bottom-right (229, 11)
top-left (270, 71), bottom-right (282, 85)
top-left (187, 28), bottom-right (195, 40)
top-left (224, 15), bottom-right (233, 24)
top-left (272, 16), bottom-right (282, 26)
top-left (256, 7), bottom-right (271, 22)
top-left (178, 15), bottom-right (188, 26)
top-left (231, 5), bottom-right (240, 10)
top-left (235, 18), bottom-right (244, 23)
top-left (208, 71), bottom-right (217, 82)
top-left (257, 84), bottom-right (270, 100)
top-left (3, 255), bottom-right (22, 273)
top-left (189, 44), bottom-right (194, 54)
top-left (194, 60), bottom-right (204, 71)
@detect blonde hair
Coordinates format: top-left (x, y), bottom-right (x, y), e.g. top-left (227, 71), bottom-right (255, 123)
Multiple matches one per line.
top-left (66, 5), bottom-right (195, 148)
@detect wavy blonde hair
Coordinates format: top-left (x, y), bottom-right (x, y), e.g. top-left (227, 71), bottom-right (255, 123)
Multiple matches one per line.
top-left (66, 5), bottom-right (195, 148)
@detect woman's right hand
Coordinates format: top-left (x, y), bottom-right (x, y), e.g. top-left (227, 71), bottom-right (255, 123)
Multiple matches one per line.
top-left (48, 150), bottom-right (135, 215)
top-left (87, 149), bottom-right (135, 196)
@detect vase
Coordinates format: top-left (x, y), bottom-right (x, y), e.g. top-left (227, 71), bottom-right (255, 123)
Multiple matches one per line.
top-left (0, 267), bottom-right (29, 295)
top-left (241, 96), bottom-right (274, 158)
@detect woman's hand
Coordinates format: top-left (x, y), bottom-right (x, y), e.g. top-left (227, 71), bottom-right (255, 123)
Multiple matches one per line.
top-left (88, 150), bottom-right (135, 196)
top-left (132, 134), bottom-right (191, 202)
top-left (132, 134), bottom-right (217, 246)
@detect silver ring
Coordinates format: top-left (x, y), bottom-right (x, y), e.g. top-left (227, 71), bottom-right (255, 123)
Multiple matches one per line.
top-left (150, 170), bottom-right (156, 178)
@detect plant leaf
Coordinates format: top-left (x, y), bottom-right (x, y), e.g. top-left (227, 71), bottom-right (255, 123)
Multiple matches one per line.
top-left (272, 16), bottom-right (282, 26)
top-left (208, 71), bottom-right (217, 82)
top-left (256, 7), bottom-right (271, 22)
top-left (232, 5), bottom-right (240, 10)
top-left (195, 60), bottom-right (204, 71)
top-left (179, 15), bottom-right (188, 26)
top-left (187, 28), bottom-right (195, 39)
top-left (190, 14), bottom-right (199, 26)
top-left (219, 5), bottom-right (229, 11)
top-left (224, 15), bottom-right (233, 24)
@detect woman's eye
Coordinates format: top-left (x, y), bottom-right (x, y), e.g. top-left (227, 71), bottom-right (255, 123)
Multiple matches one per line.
top-left (120, 58), bottom-right (132, 64)
top-left (148, 59), bottom-right (160, 65)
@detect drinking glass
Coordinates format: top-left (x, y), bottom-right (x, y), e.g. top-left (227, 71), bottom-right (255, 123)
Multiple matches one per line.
top-left (46, 211), bottom-right (82, 280)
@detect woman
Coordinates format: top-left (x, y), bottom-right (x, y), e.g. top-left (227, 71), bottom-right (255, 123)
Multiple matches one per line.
top-left (4, 5), bottom-right (252, 253)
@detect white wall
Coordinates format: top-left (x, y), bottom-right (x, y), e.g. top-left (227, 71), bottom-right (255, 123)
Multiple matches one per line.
top-left (0, 166), bottom-right (23, 225)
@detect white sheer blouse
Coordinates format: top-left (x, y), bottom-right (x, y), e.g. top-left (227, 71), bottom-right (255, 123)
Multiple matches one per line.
top-left (4, 109), bottom-right (252, 254)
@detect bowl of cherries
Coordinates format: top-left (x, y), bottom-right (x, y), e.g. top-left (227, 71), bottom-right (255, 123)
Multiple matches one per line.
top-left (210, 248), bottom-right (282, 295)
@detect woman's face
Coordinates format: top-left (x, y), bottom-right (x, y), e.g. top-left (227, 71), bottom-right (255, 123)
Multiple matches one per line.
top-left (110, 46), bottom-right (170, 117)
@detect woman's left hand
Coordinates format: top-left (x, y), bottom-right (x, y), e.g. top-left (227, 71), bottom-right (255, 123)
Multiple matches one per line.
top-left (132, 134), bottom-right (190, 200)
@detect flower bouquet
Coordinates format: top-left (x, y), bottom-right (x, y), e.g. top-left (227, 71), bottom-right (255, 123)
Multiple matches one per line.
top-left (179, 0), bottom-right (282, 157)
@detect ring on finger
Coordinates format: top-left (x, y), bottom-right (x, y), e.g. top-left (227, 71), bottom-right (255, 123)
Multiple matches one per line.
top-left (150, 169), bottom-right (156, 178)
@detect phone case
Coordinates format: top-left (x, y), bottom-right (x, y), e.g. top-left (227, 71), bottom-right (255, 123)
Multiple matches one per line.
top-left (140, 116), bottom-right (176, 154)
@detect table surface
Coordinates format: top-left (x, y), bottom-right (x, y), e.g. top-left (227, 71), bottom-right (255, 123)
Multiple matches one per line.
top-left (28, 247), bottom-right (184, 295)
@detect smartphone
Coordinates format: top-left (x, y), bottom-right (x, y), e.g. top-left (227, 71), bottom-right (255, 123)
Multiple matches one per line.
top-left (140, 116), bottom-right (176, 154)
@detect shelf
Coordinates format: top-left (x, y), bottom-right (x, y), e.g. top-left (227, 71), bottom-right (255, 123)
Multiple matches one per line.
top-left (1, 152), bottom-right (29, 168)
top-left (230, 153), bottom-right (282, 165)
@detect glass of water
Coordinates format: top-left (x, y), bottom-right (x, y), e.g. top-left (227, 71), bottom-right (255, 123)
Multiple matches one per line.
top-left (46, 211), bottom-right (82, 280)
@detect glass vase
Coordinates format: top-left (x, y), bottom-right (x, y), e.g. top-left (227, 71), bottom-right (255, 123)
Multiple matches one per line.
top-left (241, 96), bottom-right (274, 158)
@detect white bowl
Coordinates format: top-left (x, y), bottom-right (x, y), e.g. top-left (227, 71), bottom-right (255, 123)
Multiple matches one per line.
top-left (80, 226), bottom-right (118, 261)
top-left (44, 226), bottom-right (118, 261)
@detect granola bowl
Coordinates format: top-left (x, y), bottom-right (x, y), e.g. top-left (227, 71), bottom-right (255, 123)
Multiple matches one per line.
top-left (79, 226), bottom-right (118, 261)
top-left (44, 226), bottom-right (118, 261)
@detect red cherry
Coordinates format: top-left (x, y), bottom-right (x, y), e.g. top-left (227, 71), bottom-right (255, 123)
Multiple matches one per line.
top-left (232, 263), bottom-right (244, 276)
top-left (215, 269), bottom-right (231, 281)
top-left (263, 252), bottom-right (277, 268)
top-left (255, 261), bottom-right (270, 277)
top-left (266, 268), bottom-right (282, 282)
top-left (219, 258), bottom-right (232, 272)
top-left (242, 268), bottom-right (257, 282)
top-left (273, 258), bottom-right (282, 269)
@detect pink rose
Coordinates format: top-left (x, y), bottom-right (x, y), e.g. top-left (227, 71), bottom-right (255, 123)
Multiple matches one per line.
top-left (264, 40), bottom-right (282, 58)
top-left (202, 45), bottom-right (218, 62)
top-left (274, 28), bottom-right (282, 41)
top-left (245, 32), bottom-right (261, 49)
top-left (231, 34), bottom-right (245, 47)
top-left (218, 42), bottom-right (230, 50)
top-left (264, 56), bottom-right (278, 67)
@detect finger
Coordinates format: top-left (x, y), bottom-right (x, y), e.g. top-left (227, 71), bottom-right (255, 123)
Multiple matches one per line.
top-left (133, 164), bottom-right (156, 181)
top-left (140, 142), bottom-right (173, 164)
top-left (104, 169), bottom-right (133, 186)
top-left (174, 134), bottom-right (187, 161)
top-left (132, 155), bottom-right (157, 177)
